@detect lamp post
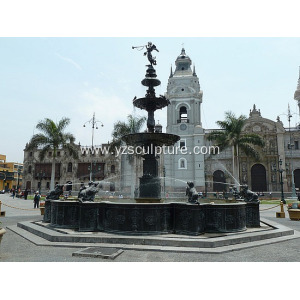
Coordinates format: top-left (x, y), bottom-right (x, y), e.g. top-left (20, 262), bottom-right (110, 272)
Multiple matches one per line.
top-left (83, 113), bottom-right (104, 182)
top-left (17, 166), bottom-right (22, 191)
top-left (278, 159), bottom-right (286, 204)
top-left (279, 104), bottom-right (297, 198)
top-left (88, 163), bottom-right (101, 182)
top-left (38, 170), bottom-right (45, 194)
top-left (287, 105), bottom-right (297, 198)
top-left (163, 166), bottom-right (166, 198)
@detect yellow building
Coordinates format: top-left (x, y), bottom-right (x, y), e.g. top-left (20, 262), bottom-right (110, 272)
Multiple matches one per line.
top-left (0, 154), bottom-right (23, 191)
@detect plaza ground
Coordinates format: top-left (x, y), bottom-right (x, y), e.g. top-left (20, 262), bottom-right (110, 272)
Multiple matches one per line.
top-left (0, 193), bottom-right (300, 262)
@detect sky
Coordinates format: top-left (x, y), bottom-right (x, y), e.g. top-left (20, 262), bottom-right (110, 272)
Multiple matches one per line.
top-left (1, 37), bottom-right (300, 163)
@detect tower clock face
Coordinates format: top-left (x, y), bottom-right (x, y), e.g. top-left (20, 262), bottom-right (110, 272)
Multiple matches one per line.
top-left (180, 124), bottom-right (187, 131)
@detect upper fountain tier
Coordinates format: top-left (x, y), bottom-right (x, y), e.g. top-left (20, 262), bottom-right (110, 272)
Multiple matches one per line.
top-left (133, 65), bottom-right (169, 112)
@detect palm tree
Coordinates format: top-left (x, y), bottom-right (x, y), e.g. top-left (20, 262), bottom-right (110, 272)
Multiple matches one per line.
top-left (207, 111), bottom-right (264, 188)
top-left (111, 114), bottom-right (147, 148)
top-left (26, 117), bottom-right (78, 190)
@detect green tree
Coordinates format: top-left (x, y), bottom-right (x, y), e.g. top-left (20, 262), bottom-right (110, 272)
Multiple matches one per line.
top-left (207, 111), bottom-right (264, 187)
top-left (111, 114), bottom-right (147, 149)
top-left (26, 117), bottom-right (78, 190)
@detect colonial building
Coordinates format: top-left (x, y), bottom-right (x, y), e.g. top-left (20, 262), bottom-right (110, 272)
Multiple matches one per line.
top-left (22, 143), bottom-right (120, 194)
top-left (0, 154), bottom-right (23, 191)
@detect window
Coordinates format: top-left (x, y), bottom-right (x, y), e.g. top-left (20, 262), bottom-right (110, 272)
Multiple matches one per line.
top-left (46, 182), bottom-right (50, 189)
top-left (295, 141), bottom-right (299, 150)
top-left (28, 165), bottom-right (32, 174)
top-left (179, 140), bottom-right (186, 150)
top-left (179, 106), bottom-right (187, 121)
top-left (67, 162), bottom-right (73, 172)
top-left (29, 152), bottom-right (33, 157)
top-left (48, 152), bottom-right (52, 157)
top-left (111, 165), bottom-right (115, 173)
top-left (57, 151), bottom-right (60, 157)
top-left (178, 158), bottom-right (187, 169)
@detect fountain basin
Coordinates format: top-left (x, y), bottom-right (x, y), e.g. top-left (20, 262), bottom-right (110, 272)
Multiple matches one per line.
top-left (133, 96), bottom-right (169, 110)
top-left (44, 200), bottom-right (259, 235)
top-left (122, 132), bottom-right (180, 147)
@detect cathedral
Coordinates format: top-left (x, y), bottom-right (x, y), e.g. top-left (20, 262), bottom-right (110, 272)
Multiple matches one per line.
top-left (22, 48), bottom-right (300, 197)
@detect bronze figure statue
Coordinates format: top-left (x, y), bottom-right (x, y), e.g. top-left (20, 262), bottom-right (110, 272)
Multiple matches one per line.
top-left (186, 181), bottom-right (199, 204)
top-left (78, 181), bottom-right (100, 202)
top-left (46, 184), bottom-right (64, 200)
top-left (240, 185), bottom-right (259, 202)
top-left (132, 42), bottom-right (159, 66)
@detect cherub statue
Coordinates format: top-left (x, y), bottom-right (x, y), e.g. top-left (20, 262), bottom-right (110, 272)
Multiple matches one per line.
top-left (46, 184), bottom-right (64, 200)
top-left (144, 42), bottom-right (159, 66)
top-left (78, 181), bottom-right (100, 202)
top-left (186, 181), bottom-right (199, 204)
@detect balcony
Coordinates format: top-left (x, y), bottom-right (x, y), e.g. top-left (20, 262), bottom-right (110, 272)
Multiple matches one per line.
top-left (177, 119), bottom-right (189, 123)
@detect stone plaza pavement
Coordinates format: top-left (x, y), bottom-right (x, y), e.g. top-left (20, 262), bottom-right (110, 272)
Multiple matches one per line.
top-left (0, 193), bottom-right (300, 262)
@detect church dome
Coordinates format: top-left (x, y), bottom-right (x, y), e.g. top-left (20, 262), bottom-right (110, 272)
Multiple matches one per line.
top-left (177, 48), bottom-right (190, 61)
top-left (174, 48), bottom-right (192, 74)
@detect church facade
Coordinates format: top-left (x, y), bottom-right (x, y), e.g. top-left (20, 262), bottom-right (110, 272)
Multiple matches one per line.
top-left (163, 49), bottom-right (300, 195)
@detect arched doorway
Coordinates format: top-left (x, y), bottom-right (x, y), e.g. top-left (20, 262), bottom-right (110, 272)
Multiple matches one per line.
top-left (293, 169), bottom-right (300, 190)
top-left (213, 170), bottom-right (226, 192)
top-left (251, 164), bottom-right (267, 192)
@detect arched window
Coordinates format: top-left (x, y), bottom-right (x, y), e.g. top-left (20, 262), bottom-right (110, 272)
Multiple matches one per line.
top-left (111, 165), bottom-right (115, 173)
top-left (28, 165), bottom-right (32, 174)
top-left (178, 158), bottom-right (187, 169)
top-left (179, 106), bottom-right (187, 122)
top-left (67, 162), bottom-right (72, 172)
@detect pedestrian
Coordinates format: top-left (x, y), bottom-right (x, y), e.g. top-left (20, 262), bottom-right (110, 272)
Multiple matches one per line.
top-left (33, 191), bottom-right (41, 208)
top-left (12, 188), bottom-right (15, 199)
top-left (24, 189), bottom-right (29, 200)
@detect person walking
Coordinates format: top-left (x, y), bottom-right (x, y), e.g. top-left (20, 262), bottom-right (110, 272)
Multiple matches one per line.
top-left (33, 191), bottom-right (41, 208)
top-left (24, 189), bottom-right (29, 200)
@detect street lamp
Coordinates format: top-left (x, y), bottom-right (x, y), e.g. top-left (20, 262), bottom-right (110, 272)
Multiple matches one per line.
top-left (279, 104), bottom-right (298, 198)
top-left (163, 166), bottom-right (166, 198)
top-left (278, 159), bottom-right (286, 204)
top-left (88, 163), bottom-right (101, 182)
top-left (83, 112), bottom-right (104, 182)
top-left (17, 166), bottom-right (22, 191)
top-left (38, 170), bottom-right (45, 194)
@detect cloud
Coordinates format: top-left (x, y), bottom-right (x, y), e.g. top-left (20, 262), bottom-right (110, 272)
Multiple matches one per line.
top-left (55, 52), bottom-right (82, 70)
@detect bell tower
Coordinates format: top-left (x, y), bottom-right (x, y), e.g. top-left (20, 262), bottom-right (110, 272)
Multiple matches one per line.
top-left (164, 48), bottom-right (205, 191)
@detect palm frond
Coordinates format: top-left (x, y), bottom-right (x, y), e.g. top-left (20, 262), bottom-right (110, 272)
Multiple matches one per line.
top-left (239, 134), bottom-right (265, 147)
top-left (57, 117), bottom-right (71, 132)
top-left (38, 144), bottom-right (52, 161)
top-left (27, 134), bottom-right (50, 150)
top-left (239, 143), bottom-right (260, 160)
top-left (63, 143), bottom-right (79, 159)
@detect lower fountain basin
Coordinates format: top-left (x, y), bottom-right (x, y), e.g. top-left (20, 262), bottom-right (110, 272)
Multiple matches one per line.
top-left (44, 200), bottom-right (260, 235)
